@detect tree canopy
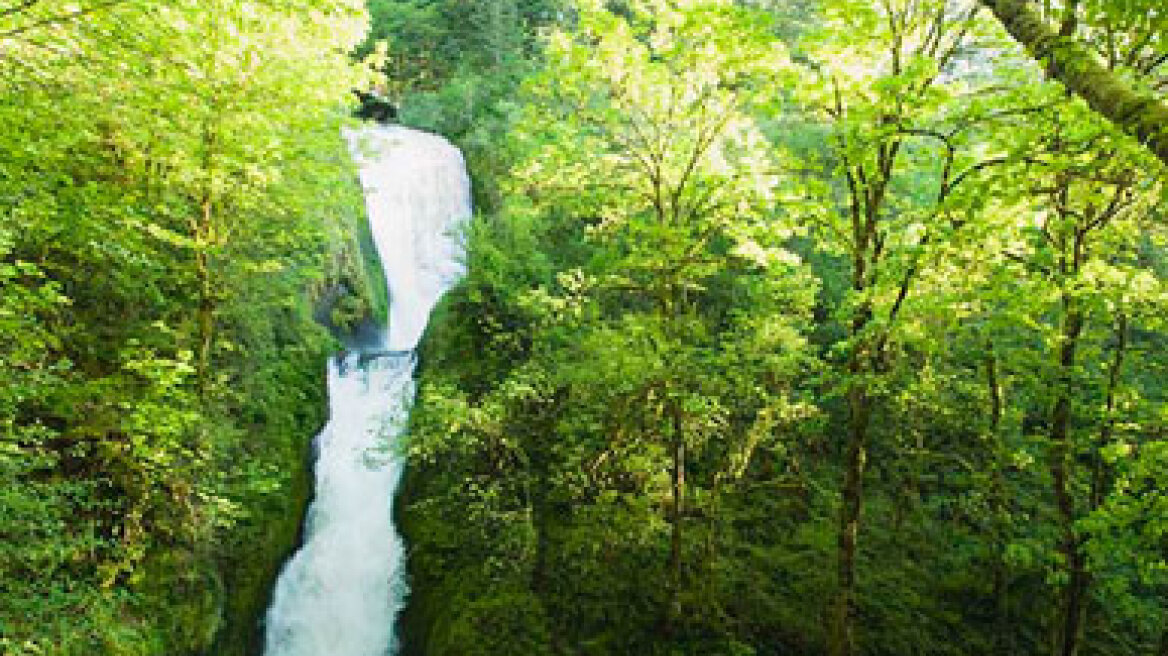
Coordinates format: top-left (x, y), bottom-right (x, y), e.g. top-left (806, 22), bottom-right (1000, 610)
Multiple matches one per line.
top-left (1, 0), bottom-right (1165, 654)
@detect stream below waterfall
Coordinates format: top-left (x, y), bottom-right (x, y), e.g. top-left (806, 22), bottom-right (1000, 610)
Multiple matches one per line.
top-left (261, 126), bottom-right (471, 656)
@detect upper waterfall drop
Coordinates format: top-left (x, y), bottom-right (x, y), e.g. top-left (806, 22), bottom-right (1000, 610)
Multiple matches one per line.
top-left (348, 126), bottom-right (471, 351)
top-left (261, 126), bottom-right (471, 656)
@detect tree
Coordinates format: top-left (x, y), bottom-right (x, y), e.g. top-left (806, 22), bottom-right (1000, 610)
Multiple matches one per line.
top-left (782, 1), bottom-right (1017, 651)
top-left (513, 0), bottom-right (811, 615)
top-left (387, 0), bottom-right (1168, 653)
top-left (0, 0), bottom-right (372, 651)
top-left (405, 1), bottom-right (818, 648)
top-left (979, 0), bottom-right (1168, 168)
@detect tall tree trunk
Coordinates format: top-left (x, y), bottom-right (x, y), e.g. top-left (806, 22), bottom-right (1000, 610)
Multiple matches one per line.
top-left (670, 402), bottom-right (685, 590)
top-left (661, 400), bottom-right (686, 635)
top-left (829, 182), bottom-right (878, 656)
top-left (195, 198), bottom-right (215, 397)
top-left (1091, 314), bottom-right (1127, 511)
top-left (978, 0), bottom-right (1168, 168)
top-left (985, 345), bottom-right (1012, 653)
top-left (194, 110), bottom-right (219, 398)
top-left (830, 381), bottom-right (871, 656)
top-left (1050, 299), bottom-right (1086, 656)
top-left (531, 443), bottom-right (551, 597)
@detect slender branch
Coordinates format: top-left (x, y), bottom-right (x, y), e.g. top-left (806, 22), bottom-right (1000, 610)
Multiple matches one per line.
top-left (946, 156), bottom-right (1012, 193)
top-left (979, 0), bottom-right (1168, 167)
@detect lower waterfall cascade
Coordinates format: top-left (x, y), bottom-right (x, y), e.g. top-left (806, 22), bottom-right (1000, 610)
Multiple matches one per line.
top-left (261, 126), bottom-right (471, 656)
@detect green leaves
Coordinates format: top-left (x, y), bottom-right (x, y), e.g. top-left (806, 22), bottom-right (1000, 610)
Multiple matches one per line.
top-left (389, 0), bottom-right (1168, 652)
top-left (0, 0), bottom-right (372, 652)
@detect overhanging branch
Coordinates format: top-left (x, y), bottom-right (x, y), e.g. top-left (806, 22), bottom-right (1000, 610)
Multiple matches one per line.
top-left (979, 0), bottom-right (1168, 168)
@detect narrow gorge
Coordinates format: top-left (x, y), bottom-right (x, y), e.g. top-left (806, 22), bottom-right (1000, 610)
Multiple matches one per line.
top-left (262, 127), bottom-right (470, 656)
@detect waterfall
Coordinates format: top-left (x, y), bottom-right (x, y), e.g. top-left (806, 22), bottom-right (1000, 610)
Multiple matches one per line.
top-left (261, 126), bottom-right (471, 656)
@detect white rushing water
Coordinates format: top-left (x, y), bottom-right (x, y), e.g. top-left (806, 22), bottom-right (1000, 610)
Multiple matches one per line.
top-left (262, 126), bottom-right (471, 656)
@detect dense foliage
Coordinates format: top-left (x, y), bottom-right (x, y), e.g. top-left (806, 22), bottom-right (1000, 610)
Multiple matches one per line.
top-left (2, 0), bottom-right (1164, 654)
top-left (0, 1), bottom-right (377, 654)
top-left (385, 1), bottom-right (1168, 655)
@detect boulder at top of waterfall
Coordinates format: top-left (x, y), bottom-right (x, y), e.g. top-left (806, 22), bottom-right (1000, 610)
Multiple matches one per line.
top-left (355, 90), bottom-right (397, 123)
